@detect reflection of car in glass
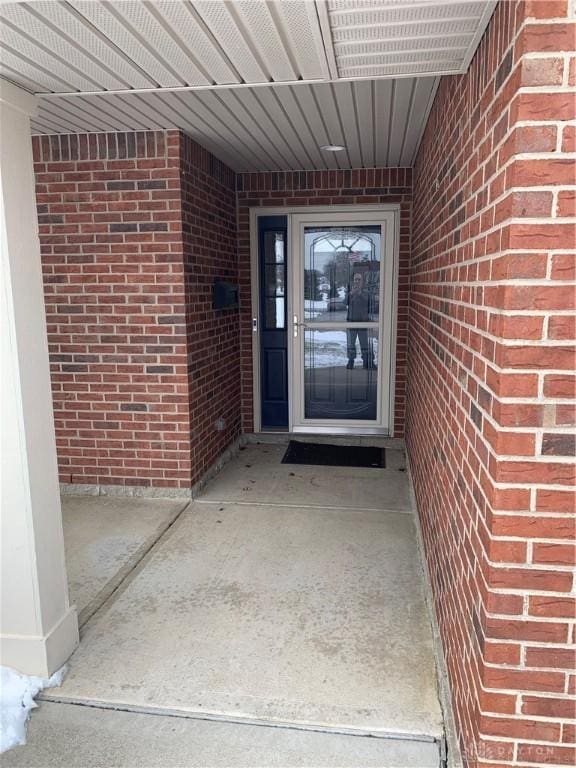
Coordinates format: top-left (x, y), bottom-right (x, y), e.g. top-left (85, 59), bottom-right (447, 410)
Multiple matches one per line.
top-left (327, 296), bottom-right (347, 313)
top-left (326, 293), bottom-right (379, 317)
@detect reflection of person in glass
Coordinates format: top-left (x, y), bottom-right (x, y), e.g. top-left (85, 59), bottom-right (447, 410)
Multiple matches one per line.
top-left (346, 272), bottom-right (376, 370)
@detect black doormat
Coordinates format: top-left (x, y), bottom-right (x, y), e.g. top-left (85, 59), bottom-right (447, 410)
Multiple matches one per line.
top-left (281, 440), bottom-right (386, 468)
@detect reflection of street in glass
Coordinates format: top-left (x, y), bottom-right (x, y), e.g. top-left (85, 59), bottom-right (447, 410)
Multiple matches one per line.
top-left (304, 226), bottom-right (381, 324)
top-left (305, 330), bottom-right (379, 369)
top-left (302, 227), bottom-right (381, 421)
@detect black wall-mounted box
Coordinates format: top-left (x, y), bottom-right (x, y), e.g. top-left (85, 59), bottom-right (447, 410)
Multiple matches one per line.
top-left (213, 280), bottom-right (239, 310)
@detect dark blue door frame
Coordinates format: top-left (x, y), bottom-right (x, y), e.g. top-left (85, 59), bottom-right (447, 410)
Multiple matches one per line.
top-left (258, 216), bottom-right (289, 429)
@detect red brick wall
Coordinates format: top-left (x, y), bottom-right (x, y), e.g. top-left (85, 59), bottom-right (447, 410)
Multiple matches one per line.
top-left (35, 139), bottom-right (410, 483)
top-left (237, 169), bottom-right (412, 435)
top-left (34, 129), bottom-right (240, 490)
top-left (180, 134), bottom-right (241, 483)
top-left (408, 2), bottom-right (576, 766)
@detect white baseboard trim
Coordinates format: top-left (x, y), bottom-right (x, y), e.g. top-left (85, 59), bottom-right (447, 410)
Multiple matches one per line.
top-left (0, 605), bottom-right (79, 678)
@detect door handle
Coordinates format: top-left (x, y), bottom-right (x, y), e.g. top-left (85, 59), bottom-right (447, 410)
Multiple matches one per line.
top-left (293, 315), bottom-right (308, 337)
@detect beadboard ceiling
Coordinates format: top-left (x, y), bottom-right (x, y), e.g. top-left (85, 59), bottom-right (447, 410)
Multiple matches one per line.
top-left (31, 79), bottom-right (440, 169)
top-left (0, 0), bottom-right (497, 170)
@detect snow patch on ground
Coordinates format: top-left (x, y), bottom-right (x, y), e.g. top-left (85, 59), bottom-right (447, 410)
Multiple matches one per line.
top-left (0, 665), bottom-right (66, 753)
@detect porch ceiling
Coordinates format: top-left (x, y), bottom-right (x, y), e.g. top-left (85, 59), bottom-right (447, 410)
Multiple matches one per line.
top-left (31, 79), bottom-right (440, 169)
top-left (0, 0), bottom-right (497, 170)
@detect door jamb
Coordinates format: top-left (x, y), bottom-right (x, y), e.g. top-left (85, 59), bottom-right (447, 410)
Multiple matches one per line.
top-left (249, 204), bottom-right (400, 436)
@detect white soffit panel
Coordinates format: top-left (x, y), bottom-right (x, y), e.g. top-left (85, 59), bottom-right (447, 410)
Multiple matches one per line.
top-left (31, 77), bottom-right (439, 172)
top-left (0, 1), bottom-right (155, 89)
top-left (0, 1), bottom-right (496, 96)
top-left (0, 0), bottom-right (328, 92)
top-left (326, 0), bottom-right (497, 78)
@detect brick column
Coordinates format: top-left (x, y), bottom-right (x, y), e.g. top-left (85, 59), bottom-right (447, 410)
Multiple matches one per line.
top-left (33, 130), bottom-right (192, 490)
top-left (34, 130), bottom-right (241, 491)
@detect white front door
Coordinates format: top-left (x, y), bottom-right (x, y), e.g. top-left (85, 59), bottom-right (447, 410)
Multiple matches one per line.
top-left (289, 210), bottom-right (397, 435)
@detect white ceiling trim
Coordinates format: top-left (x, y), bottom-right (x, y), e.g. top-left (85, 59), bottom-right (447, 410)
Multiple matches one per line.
top-left (460, 0), bottom-right (499, 70)
top-left (35, 69), bottom-right (466, 98)
top-left (315, 0), bottom-right (340, 80)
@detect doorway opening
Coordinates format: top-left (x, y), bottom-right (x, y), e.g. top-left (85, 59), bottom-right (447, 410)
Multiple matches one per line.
top-left (253, 206), bottom-right (399, 436)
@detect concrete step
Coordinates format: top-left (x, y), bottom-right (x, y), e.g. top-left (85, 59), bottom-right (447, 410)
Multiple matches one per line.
top-left (2, 701), bottom-right (441, 768)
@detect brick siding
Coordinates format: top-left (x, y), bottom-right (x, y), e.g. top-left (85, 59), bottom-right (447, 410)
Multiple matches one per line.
top-left (33, 129), bottom-right (240, 489)
top-left (180, 134), bottom-right (241, 482)
top-left (237, 169), bottom-right (412, 436)
top-left (408, 1), bottom-right (576, 766)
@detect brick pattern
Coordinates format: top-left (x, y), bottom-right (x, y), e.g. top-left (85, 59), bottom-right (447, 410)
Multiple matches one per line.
top-left (34, 129), bottom-right (240, 489)
top-left (408, 1), bottom-right (576, 766)
top-left (237, 169), bottom-right (412, 436)
top-left (180, 134), bottom-right (240, 484)
top-left (34, 130), bottom-right (190, 488)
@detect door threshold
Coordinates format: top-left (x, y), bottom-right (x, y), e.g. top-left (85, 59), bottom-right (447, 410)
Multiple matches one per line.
top-left (246, 432), bottom-right (406, 449)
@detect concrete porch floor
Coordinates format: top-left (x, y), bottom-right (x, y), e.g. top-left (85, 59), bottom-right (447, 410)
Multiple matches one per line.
top-left (61, 495), bottom-right (187, 626)
top-left (5, 440), bottom-right (444, 767)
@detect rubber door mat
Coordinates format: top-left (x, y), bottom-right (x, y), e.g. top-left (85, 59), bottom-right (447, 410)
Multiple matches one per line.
top-left (281, 441), bottom-right (385, 468)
